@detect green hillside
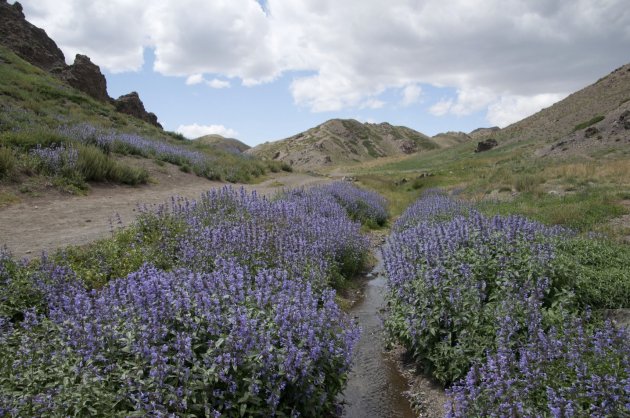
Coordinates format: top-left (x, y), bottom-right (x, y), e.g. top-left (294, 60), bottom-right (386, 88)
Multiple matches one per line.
top-left (0, 45), bottom-right (289, 199)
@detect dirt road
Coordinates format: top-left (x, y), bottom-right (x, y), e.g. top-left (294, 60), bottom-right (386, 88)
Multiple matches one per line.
top-left (0, 167), bottom-right (330, 259)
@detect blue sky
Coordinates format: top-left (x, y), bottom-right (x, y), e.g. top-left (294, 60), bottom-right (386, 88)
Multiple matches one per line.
top-left (103, 49), bottom-right (488, 144)
top-left (21, 0), bottom-right (630, 146)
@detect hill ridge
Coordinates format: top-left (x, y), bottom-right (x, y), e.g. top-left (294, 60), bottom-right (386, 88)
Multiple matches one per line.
top-left (247, 118), bottom-right (465, 170)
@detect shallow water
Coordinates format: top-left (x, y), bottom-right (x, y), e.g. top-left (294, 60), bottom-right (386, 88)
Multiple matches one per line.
top-left (341, 253), bottom-right (416, 418)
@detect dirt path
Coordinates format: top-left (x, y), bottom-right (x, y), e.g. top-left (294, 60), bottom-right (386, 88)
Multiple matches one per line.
top-left (0, 167), bottom-right (330, 259)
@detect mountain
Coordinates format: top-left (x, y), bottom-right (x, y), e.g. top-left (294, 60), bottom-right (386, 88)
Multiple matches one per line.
top-left (193, 134), bottom-right (251, 154)
top-left (247, 119), bottom-right (439, 170)
top-left (475, 64), bottom-right (630, 157)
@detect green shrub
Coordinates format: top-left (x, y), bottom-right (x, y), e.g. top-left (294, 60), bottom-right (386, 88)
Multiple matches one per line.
top-left (573, 115), bottom-right (605, 132)
top-left (0, 147), bottom-right (16, 178)
top-left (552, 237), bottom-right (630, 309)
top-left (76, 144), bottom-right (148, 185)
top-left (0, 129), bottom-right (68, 151)
top-left (166, 131), bottom-right (186, 141)
top-left (76, 144), bottom-right (112, 181)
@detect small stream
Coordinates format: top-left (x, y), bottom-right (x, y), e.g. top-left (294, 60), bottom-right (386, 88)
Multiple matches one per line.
top-left (341, 251), bottom-right (416, 418)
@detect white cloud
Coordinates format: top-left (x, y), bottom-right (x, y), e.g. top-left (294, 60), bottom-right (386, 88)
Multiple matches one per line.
top-left (176, 123), bottom-right (239, 139)
top-left (487, 93), bottom-right (566, 127)
top-left (206, 78), bottom-right (230, 89)
top-left (21, 0), bottom-right (630, 118)
top-left (185, 74), bottom-right (230, 88)
top-left (429, 99), bottom-right (454, 116)
top-left (185, 74), bottom-right (204, 85)
top-left (401, 84), bottom-right (422, 106)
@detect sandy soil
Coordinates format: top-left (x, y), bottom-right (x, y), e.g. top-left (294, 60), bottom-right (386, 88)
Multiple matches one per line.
top-left (0, 164), bottom-right (330, 259)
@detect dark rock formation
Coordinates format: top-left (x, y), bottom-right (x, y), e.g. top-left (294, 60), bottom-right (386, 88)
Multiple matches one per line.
top-left (0, 0), bottom-right (65, 71)
top-left (400, 140), bottom-right (417, 154)
top-left (54, 54), bottom-right (109, 102)
top-left (584, 126), bottom-right (599, 138)
top-left (114, 92), bottom-right (162, 129)
top-left (620, 110), bottom-right (630, 130)
top-left (475, 138), bottom-right (498, 153)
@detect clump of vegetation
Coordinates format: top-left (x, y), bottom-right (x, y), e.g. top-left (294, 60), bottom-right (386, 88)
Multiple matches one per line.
top-left (384, 191), bottom-right (629, 415)
top-left (315, 181), bottom-right (389, 227)
top-left (0, 147), bottom-right (16, 179)
top-left (573, 115), bottom-right (605, 132)
top-left (0, 186), bottom-right (373, 416)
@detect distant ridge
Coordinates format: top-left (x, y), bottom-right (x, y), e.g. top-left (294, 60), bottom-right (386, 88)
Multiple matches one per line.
top-left (194, 134), bottom-right (251, 154)
top-left (247, 119), bottom-right (441, 170)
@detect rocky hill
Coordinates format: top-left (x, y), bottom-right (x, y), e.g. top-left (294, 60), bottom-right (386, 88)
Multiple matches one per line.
top-left (0, 0), bottom-right (161, 128)
top-left (193, 134), bottom-right (251, 154)
top-left (476, 64), bottom-right (630, 157)
top-left (247, 119), bottom-right (438, 170)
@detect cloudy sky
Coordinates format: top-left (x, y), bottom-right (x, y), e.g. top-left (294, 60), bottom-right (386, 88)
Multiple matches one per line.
top-left (20, 0), bottom-right (630, 145)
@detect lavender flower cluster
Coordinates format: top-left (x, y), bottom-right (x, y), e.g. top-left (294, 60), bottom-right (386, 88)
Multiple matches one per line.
top-left (0, 186), bottom-right (369, 416)
top-left (135, 186), bottom-right (370, 283)
top-left (60, 123), bottom-right (209, 172)
top-left (447, 309), bottom-right (630, 417)
top-left (29, 143), bottom-right (78, 175)
top-left (384, 190), bottom-right (629, 416)
top-left (314, 181), bottom-right (388, 226)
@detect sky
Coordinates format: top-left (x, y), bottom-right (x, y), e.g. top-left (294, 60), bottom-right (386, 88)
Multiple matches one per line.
top-left (19, 0), bottom-right (630, 146)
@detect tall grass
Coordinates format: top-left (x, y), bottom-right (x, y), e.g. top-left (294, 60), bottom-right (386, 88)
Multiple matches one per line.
top-left (0, 147), bottom-right (16, 178)
top-left (76, 144), bottom-right (148, 185)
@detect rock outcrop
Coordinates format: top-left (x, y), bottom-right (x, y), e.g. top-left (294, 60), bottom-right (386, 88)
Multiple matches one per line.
top-left (54, 54), bottom-right (109, 102)
top-left (475, 138), bottom-right (498, 153)
top-left (114, 92), bottom-right (162, 129)
top-left (0, 0), bottom-right (65, 71)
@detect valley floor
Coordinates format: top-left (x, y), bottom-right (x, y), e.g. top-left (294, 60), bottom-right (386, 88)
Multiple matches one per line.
top-left (0, 170), bottom-right (329, 259)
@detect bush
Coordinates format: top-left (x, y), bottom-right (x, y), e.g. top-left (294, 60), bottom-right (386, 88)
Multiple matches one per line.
top-left (552, 237), bottom-right (630, 309)
top-left (316, 181), bottom-right (389, 227)
top-left (573, 115), bottom-right (605, 132)
top-left (76, 144), bottom-right (148, 185)
top-left (0, 186), bottom-right (369, 416)
top-left (0, 147), bottom-right (16, 178)
top-left (0, 129), bottom-right (68, 151)
top-left (385, 190), bottom-right (630, 415)
top-left (447, 314), bottom-right (629, 417)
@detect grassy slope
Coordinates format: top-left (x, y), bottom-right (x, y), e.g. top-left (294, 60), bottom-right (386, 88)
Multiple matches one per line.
top-left (345, 63), bottom-right (630, 239)
top-left (0, 45), bottom-right (287, 197)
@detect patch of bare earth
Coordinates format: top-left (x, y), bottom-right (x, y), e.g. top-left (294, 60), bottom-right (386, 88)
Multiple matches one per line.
top-left (0, 161), bottom-right (330, 259)
top-left (389, 346), bottom-right (450, 418)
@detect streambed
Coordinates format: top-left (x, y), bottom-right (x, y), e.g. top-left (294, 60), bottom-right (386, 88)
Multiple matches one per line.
top-left (341, 251), bottom-right (416, 418)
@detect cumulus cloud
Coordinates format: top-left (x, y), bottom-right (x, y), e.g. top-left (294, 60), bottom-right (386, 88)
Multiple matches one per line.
top-left (401, 84), bottom-right (423, 107)
top-left (487, 93), bottom-right (566, 127)
top-left (429, 99), bottom-right (454, 117)
top-left (176, 123), bottom-right (239, 139)
top-left (185, 74), bottom-right (231, 88)
top-left (207, 79), bottom-right (231, 89)
top-left (21, 0), bottom-right (630, 121)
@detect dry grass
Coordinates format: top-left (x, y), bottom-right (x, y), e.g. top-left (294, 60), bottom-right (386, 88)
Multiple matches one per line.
top-left (544, 159), bottom-right (630, 184)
